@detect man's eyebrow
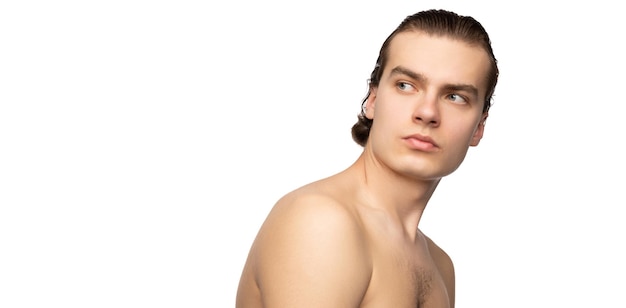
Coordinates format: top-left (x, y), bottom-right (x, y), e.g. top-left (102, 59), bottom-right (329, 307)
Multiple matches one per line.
top-left (389, 66), bottom-right (426, 82)
top-left (390, 65), bottom-right (479, 99)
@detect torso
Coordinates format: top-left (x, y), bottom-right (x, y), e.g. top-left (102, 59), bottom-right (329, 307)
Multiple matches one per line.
top-left (236, 170), bottom-right (454, 307)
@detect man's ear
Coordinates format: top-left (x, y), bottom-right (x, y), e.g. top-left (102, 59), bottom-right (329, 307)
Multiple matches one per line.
top-left (470, 112), bottom-right (488, 146)
top-left (364, 87), bottom-right (377, 120)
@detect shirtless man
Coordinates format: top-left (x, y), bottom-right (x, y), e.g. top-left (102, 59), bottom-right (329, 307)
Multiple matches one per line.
top-left (236, 9), bottom-right (499, 307)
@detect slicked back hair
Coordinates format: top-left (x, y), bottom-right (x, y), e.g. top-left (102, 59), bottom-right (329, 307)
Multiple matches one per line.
top-left (351, 9), bottom-right (499, 147)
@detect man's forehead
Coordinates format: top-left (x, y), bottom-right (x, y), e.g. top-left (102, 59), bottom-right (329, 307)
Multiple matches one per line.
top-left (386, 31), bottom-right (489, 67)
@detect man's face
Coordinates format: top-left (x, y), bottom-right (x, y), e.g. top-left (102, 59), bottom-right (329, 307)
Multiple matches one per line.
top-left (364, 31), bottom-right (491, 180)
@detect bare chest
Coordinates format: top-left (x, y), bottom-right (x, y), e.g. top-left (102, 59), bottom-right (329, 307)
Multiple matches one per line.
top-left (360, 232), bottom-right (452, 307)
top-left (363, 255), bottom-right (450, 307)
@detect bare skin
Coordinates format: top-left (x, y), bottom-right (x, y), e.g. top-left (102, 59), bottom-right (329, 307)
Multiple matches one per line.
top-left (237, 31), bottom-right (491, 307)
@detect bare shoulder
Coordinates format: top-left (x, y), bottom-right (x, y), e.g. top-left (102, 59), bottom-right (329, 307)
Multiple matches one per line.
top-left (425, 236), bottom-right (454, 271)
top-left (425, 235), bottom-right (455, 304)
top-left (245, 188), bottom-right (372, 307)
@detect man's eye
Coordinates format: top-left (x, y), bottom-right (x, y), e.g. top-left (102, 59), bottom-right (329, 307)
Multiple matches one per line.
top-left (448, 93), bottom-right (467, 104)
top-left (397, 82), bottom-right (414, 91)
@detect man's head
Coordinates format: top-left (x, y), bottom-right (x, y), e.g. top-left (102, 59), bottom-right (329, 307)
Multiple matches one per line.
top-left (351, 9), bottom-right (499, 147)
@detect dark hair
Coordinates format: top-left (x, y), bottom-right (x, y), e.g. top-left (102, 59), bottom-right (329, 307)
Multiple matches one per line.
top-left (351, 9), bottom-right (499, 146)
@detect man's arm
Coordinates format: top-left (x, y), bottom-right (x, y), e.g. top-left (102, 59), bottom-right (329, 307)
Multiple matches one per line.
top-left (252, 194), bottom-right (372, 307)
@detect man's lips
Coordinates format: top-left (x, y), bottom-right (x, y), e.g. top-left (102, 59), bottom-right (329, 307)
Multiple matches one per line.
top-left (403, 134), bottom-right (439, 151)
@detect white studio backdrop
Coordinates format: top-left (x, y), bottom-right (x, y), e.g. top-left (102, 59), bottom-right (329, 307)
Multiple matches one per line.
top-left (1, 1), bottom-right (624, 307)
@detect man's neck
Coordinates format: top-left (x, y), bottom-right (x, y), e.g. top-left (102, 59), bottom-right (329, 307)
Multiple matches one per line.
top-left (347, 152), bottom-right (441, 241)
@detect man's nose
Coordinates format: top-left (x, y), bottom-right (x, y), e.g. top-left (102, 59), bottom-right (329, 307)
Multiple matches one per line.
top-left (412, 94), bottom-right (440, 127)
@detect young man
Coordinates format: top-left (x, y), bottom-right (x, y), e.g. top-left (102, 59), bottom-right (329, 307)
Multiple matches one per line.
top-left (236, 9), bottom-right (499, 308)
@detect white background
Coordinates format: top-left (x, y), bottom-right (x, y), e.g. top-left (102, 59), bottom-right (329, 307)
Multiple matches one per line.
top-left (1, 0), bottom-right (624, 307)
